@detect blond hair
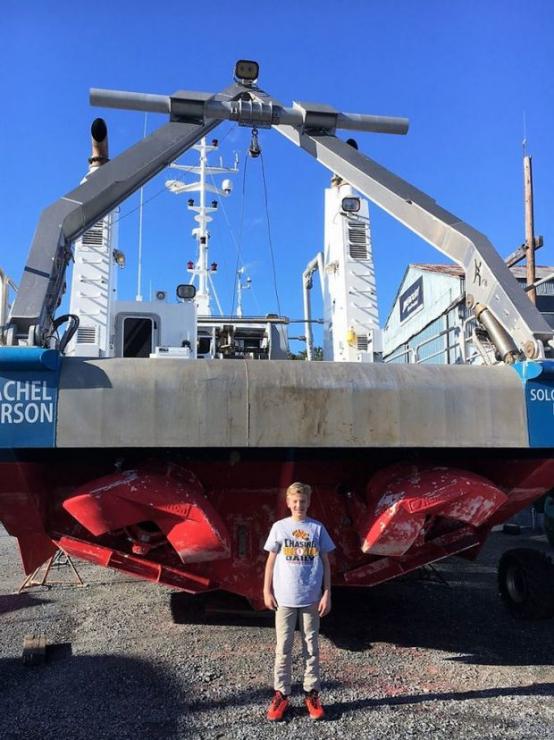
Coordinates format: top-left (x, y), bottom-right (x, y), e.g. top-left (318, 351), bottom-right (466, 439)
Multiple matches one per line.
top-left (286, 481), bottom-right (312, 500)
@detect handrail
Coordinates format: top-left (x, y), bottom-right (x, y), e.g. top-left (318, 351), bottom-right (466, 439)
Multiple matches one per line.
top-left (386, 346), bottom-right (416, 364)
top-left (0, 269), bottom-right (17, 337)
top-left (413, 325), bottom-right (460, 363)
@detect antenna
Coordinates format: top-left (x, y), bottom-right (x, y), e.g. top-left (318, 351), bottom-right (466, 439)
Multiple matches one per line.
top-left (165, 138), bottom-right (238, 316)
top-left (236, 267), bottom-right (252, 317)
top-left (522, 110), bottom-right (527, 156)
top-left (136, 113), bottom-right (148, 301)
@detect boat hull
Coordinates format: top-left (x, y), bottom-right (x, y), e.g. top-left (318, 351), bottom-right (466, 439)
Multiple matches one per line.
top-left (1, 448), bottom-right (552, 608)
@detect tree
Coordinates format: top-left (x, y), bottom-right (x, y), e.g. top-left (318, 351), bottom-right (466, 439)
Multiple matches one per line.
top-left (288, 347), bottom-right (323, 361)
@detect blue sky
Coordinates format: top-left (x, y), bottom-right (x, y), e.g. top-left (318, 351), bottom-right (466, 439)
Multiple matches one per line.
top-left (2, 1), bottom-right (553, 349)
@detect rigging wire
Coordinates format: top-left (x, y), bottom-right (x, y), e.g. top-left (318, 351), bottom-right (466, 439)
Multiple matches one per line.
top-left (260, 150), bottom-right (282, 315)
top-left (111, 183), bottom-right (168, 227)
top-left (110, 125), bottom-right (237, 228)
top-left (208, 167), bottom-right (244, 272)
top-left (214, 124), bottom-right (235, 147)
top-left (231, 153), bottom-right (249, 315)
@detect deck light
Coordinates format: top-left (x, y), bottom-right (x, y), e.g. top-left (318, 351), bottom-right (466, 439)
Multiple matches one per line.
top-left (211, 262), bottom-right (218, 272)
top-left (176, 284), bottom-right (196, 300)
top-left (113, 249), bottom-right (126, 267)
top-left (187, 260), bottom-right (194, 270)
top-left (342, 197), bottom-right (360, 213)
top-left (234, 59), bottom-right (259, 86)
top-left (187, 198), bottom-right (194, 207)
top-left (211, 200), bottom-right (218, 209)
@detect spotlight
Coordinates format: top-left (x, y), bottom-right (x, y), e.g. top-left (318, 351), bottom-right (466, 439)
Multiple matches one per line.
top-left (234, 59), bottom-right (259, 86)
top-left (113, 249), bottom-right (126, 267)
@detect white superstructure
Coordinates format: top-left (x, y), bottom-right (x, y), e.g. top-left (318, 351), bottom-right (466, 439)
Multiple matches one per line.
top-left (67, 214), bottom-right (119, 357)
top-left (322, 178), bottom-right (382, 362)
top-left (67, 123), bottom-right (119, 358)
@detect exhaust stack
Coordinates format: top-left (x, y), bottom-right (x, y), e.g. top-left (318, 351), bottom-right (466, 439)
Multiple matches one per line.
top-left (89, 117), bottom-right (109, 171)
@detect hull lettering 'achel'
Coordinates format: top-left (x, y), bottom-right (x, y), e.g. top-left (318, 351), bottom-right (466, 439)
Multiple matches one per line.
top-left (1, 61), bottom-right (553, 610)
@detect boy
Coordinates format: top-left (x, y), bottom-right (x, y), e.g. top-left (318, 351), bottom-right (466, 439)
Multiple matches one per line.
top-left (263, 481), bottom-right (335, 721)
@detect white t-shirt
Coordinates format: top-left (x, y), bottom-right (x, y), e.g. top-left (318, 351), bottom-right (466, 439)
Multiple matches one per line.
top-left (264, 516), bottom-right (335, 607)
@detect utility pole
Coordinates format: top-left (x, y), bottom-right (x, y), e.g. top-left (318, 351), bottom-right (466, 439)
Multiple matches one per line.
top-left (524, 154), bottom-right (536, 304)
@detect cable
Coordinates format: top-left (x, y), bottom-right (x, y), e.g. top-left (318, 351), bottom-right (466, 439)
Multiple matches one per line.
top-left (208, 169), bottom-right (244, 269)
top-left (111, 182), bottom-right (168, 226)
top-left (111, 125), bottom-right (236, 228)
top-left (231, 154), bottom-right (249, 315)
top-left (215, 124), bottom-right (235, 146)
top-left (260, 151), bottom-right (281, 315)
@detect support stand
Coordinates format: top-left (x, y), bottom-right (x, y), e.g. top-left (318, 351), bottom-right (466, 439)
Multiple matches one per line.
top-left (18, 548), bottom-right (86, 592)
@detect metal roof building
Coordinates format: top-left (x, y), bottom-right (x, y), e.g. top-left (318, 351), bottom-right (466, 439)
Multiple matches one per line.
top-left (383, 264), bottom-right (554, 364)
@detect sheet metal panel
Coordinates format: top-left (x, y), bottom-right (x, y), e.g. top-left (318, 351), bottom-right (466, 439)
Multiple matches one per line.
top-left (56, 359), bottom-right (528, 448)
top-left (513, 360), bottom-right (554, 447)
top-left (57, 358), bottom-right (247, 448)
top-left (0, 349), bottom-right (60, 448)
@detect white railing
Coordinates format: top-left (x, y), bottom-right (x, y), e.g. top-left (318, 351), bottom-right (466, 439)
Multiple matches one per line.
top-left (386, 320), bottom-right (488, 366)
top-left (0, 268), bottom-right (17, 341)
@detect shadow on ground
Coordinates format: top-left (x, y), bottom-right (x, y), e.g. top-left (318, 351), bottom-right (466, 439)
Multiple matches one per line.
top-left (170, 531), bottom-right (554, 667)
top-left (0, 592), bottom-right (50, 616)
top-left (0, 653), bottom-right (188, 739)
top-left (321, 682), bottom-right (554, 720)
top-left (319, 578), bottom-right (554, 666)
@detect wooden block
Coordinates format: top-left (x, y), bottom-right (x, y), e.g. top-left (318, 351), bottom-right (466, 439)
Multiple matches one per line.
top-left (22, 634), bottom-right (47, 666)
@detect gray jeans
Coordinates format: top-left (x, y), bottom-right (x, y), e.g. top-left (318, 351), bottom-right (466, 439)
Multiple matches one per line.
top-left (274, 603), bottom-right (320, 695)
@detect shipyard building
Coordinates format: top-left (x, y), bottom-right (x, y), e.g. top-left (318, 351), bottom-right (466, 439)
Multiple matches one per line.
top-left (384, 264), bottom-right (554, 364)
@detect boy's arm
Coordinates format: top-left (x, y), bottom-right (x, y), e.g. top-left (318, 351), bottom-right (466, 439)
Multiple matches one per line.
top-left (263, 551), bottom-right (278, 610)
top-left (318, 551), bottom-right (332, 617)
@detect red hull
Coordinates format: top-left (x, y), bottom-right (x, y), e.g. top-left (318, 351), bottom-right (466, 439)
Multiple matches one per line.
top-left (1, 451), bottom-right (552, 609)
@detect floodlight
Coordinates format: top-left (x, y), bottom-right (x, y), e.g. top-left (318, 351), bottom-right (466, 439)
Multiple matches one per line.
top-left (342, 197), bottom-right (360, 213)
top-left (234, 59), bottom-right (259, 86)
top-left (176, 284), bottom-right (197, 301)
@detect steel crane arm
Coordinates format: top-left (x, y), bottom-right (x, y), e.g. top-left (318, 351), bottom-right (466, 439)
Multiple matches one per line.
top-left (272, 113), bottom-right (553, 360)
top-left (7, 84), bottom-right (244, 347)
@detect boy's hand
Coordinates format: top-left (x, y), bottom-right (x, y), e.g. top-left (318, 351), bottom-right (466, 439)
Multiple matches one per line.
top-left (264, 591), bottom-right (278, 611)
top-left (318, 591), bottom-right (331, 617)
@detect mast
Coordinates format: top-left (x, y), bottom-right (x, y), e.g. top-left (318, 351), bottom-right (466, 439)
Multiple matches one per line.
top-left (524, 154), bottom-right (537, 304)
top-left (166, 138), bottom-right (238, 316)
top-left (236, 267), bottom-right (252, 318)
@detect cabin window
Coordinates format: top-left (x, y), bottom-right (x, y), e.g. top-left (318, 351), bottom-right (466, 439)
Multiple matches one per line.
top-left (122, 317), bottom-right (154, 358)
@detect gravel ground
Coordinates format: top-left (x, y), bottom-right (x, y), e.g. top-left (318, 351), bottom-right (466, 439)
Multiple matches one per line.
top-left (1, 523), bottom-right (553, 740)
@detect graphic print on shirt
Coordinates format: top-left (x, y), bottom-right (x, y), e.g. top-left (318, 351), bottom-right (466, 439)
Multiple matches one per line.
top-left (282, 529), bottom-right (318, 563)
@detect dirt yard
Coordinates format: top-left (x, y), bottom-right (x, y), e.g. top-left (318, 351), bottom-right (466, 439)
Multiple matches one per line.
top-left (1, 524), bottom-right (553, 739)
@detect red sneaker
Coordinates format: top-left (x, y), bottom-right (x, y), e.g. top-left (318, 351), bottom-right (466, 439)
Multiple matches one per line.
top-left (267, 690), bottom-right (289, 721)
top-left (304, 690), bottom-right (325, 720)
